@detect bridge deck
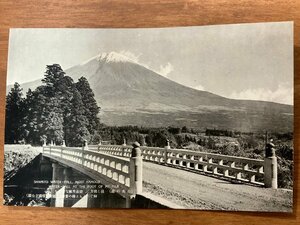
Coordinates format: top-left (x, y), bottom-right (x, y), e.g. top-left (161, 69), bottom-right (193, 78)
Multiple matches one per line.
top-left (142, 162), bottom-right (292, 212)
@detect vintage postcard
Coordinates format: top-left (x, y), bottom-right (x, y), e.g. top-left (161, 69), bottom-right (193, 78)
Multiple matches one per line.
top-left (4, 22), bottom-right (293, 211)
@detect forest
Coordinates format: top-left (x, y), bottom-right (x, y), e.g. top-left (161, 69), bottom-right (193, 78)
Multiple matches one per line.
top-left (5, 64), bottom-right (100, 147)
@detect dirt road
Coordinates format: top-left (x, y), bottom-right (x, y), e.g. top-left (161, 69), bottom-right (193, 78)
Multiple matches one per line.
top-left (142, 162), bottom-right (292, 212)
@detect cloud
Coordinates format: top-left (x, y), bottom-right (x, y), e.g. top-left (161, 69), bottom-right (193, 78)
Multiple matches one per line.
top-left (192, 84), bottom-right (205, 91)
top-left (229, 83), bottom-right (293, 105)
top-left (118, 50), bottom-right (141, 63)
top-left (157, 62), bottom-right (174, 77)
top-left (116, 50), bottom-right (152, 70)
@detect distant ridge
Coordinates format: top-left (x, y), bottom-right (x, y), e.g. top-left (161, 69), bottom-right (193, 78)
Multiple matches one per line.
top-left (6, 52), bottom-right (293, 132)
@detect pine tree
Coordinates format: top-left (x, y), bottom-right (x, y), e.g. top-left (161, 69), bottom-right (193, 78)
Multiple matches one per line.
top-left (5, 82), bottom-right (25, 143)
top-left (23, 64), bottom-right (68, 145)
top-left (65, 87), bottom-right (90, 146)
top-left (75, 77), bottom-right (100, 135)
top-left (41, 97), bottom-right (64, 144)
top-left (23, 86), bottom-right (57, 145)
top-left (42, 64), bottom-right (66, 97)
top-left (22, 88), bottom-right (36, 143)
top-left (40, 64), bottom-right (74, 144)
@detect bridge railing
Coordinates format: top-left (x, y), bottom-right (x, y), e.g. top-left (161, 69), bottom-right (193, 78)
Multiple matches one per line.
top-left (92, 143), bottom-right (276, 188)
top-left (89, 144), bottom-right (132, 157)
top-left (42, 143), bottom-right (143, 197)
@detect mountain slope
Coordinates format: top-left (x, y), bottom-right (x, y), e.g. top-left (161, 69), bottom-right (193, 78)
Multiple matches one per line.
top-left (6, 52), bottom-right (293, 132)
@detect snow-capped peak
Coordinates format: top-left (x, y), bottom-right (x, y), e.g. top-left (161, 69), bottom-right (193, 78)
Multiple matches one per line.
top-left (97, 52), bottom-right (136, 63)
top-left (80, 51), bottom-right (137, 66)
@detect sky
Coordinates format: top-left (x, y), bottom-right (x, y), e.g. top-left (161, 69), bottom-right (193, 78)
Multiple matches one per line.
top-left (7, 22), bottom-right (293, 105)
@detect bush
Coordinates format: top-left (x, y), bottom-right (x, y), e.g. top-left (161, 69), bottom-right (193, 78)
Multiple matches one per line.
top-left (277, 157), bottom-right (293, 189)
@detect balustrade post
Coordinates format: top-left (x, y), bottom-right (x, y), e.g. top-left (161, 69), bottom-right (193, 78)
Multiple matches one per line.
top-left (224, 169), bottom-right (229, 177)
top-left (121, 138), bottom-right (126, 157)
top-left (49, 140), bottom-right (53, 155)
top-left (129, 142), bottom-right (143, 196)
top-left (203, 164), bottom-right (208, 172)
top-left (98, 140), bottom-right (102, 151)
top-left (186, 155), bottom-right (191, 168)
top-left (165, 139), bottom-right (171, 149)
top-left (250, 175), bottom-right (256, 183)
top-left (81, 150), bottom-right (85, 165)
top-left (164, 140), bottom-right (170, 164)
top-left (80, 140), bottom-right (88, 165)
top-left (182, 154), bottom-right (187, 167)
top-left (203, 156), bottom-right (208, 172)
top-left (213, 166), bottom-right (218, 174)
top-left (189, 155), bottom-right (194, 168)
top-left (42, 138), bottom-right (46, 153)
top-left (164, 150), bottom-right (168, 165)
top-left (264, 142), bottom-right (278, 189)
top-left (83, 139), bottom-right (89, 151)
top-left (62, 140), bottom-right (66, 147)
top-left (174, 153), bottom-right (179, 165)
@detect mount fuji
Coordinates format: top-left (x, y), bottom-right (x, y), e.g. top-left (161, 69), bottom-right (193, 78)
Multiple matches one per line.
top-left (7, 52), bottom-right (293, 132)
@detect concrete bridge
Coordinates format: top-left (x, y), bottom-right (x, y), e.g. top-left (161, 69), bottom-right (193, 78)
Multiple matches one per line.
top-left (41, 140), bottom-right (290, 211)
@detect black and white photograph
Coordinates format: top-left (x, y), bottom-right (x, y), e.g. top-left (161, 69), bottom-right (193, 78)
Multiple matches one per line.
top-left (3, 22), bottom-right (293, 211)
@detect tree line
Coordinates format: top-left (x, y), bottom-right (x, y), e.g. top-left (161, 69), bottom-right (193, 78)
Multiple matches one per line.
top-left (5, 64), bottom-right (100, 146)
